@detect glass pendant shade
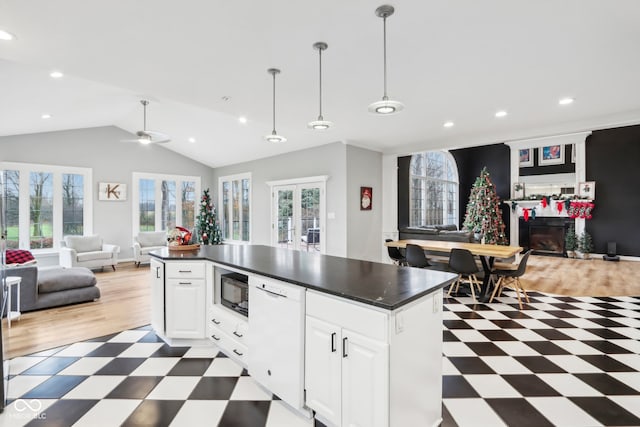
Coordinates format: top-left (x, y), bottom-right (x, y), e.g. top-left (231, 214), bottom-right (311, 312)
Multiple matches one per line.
top-left (368, 5), bottom-right (404, 115)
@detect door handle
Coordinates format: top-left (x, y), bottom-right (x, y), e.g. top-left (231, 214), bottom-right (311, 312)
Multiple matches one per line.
top-left (342, 337), bottom-right (348, 358)
top-left (331, 332), bottom-right (336, 352)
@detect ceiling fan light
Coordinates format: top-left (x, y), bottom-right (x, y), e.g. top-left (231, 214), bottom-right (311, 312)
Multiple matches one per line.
top-left (0, 29), bottom-right (15, 41)
top-left (139, 137), bottom-right (152, 145)
top-left (264, 132), bottom-right (286, 143)
top-left (368, 98), bottom-right (404, 115)
top-left (308, 118), bottom-right (333, 130)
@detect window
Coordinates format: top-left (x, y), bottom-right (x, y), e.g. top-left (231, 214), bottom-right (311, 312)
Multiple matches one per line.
top-left (409, 151), bottom-right (459, 227)
top-left (219, 173), bottom-right (251, 242)
top-left (1, 162), bottom-right (92, 251)
top-left (132, 173), bottom-right (201, 236)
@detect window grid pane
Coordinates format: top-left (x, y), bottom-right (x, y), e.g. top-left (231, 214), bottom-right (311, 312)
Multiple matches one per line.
top-left (241, 178), bottom-right (250, 241)
top-left (181, 181), bottom-right (196, 231)
top-left (232, 180), bottom-right (240, 240)
top-left (409, 151), bottom-right (458, 227)
top-left (62, 173), bottom-right (84, 236)
top-left (161, 180), bottom-right (176, 231)
top-left (30, 172), bottom-right (53, 249)
top-left (139, 179), bottom-right (155, 231)
top-left (4, 170), bottom-right (20, 249)
top-left (222, 182), bottom-right (230, 239)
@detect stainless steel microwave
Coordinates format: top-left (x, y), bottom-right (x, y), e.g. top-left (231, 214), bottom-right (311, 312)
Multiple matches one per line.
top-left (220, 272), bottom-right (249, 316)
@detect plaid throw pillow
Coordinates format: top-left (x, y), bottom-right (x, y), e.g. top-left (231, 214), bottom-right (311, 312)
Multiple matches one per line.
top-left (6, 249), bottom-right (36, 266)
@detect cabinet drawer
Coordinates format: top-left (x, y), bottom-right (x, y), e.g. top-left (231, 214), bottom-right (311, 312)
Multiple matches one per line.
top-left (307, 291), bottom-right (388, 342)
top-left (209, 327), bottom-right (248, 365)
top-left (209, 305), bottom-right (249, 344)
top-left (166, 262), bottom-right (205, 279)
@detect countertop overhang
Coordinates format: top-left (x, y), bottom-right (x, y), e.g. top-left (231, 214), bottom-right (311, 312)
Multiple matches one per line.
top-left (151, 245), bottom-right (456, 310)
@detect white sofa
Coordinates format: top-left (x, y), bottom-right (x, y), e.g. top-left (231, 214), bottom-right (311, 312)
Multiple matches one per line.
top-left (133, 231), bottom-right (167, 266)
top-left (60, 235), bottom-right (120, 271)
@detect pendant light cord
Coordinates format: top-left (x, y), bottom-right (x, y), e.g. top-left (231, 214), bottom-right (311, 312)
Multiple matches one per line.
top-left (383, 15), bottom-right (388, 100)
top-left (272, 72), bottom-right (277, 134)
top-left (318, 47), bottom-right (323, 119)
top-left (142, 101), bottom-right (147, 131)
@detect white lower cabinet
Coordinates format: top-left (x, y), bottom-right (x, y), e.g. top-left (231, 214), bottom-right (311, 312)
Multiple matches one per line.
top-left (305, 293), bottom-right (389, 427)
top-left (165, 278), bottom-right (205, 339)
top-left (209, 304), bottom-right (249, 365)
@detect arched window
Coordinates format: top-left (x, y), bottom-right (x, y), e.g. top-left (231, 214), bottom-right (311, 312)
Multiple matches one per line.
top-left (409, 151), bottom-right (459, 227)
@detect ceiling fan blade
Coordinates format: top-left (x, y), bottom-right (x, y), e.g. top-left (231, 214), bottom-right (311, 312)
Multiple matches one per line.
top-left (138, 130), bottom-right (171, 143)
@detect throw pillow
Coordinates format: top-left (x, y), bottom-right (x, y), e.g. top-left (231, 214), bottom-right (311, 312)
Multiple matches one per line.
top-left (6, 249), bottom-right (37, 266)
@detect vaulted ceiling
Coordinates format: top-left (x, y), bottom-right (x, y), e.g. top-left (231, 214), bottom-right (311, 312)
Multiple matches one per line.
top-left (1, 1), bottom-right (639, 167)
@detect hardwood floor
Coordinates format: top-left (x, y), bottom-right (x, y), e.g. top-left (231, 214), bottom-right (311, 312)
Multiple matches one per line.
top-left (3, 255), bottom-right (639, 359)
top-left (3, 262), bottom-right (150, 359)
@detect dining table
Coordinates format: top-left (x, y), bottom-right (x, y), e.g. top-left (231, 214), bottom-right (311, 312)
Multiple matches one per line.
top-left (385, 239), bottom-right (523, 300)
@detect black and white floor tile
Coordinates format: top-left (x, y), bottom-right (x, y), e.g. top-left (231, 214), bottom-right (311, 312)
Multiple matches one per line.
top-left (2, 290), bottom-right (640, 426)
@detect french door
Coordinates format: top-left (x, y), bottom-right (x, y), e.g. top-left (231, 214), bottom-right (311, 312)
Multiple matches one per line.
top-left (270, 179), bottom-right (325, 253)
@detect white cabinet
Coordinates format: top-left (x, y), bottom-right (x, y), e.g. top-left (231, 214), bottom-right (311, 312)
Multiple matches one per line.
top-left (305, 289), bottom-right (442, 427)
top-left (165, 261), bottom-right (206, 339)
top-left (150, 258), bottom-right (165, 333)
top-left (305, 293), bottom-right (389, 427)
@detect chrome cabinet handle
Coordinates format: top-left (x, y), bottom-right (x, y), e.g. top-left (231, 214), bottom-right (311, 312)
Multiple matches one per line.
top-left (178, 270), bottom-right (192, 273)
top-left (233, 349), bottom-right (243, 356)
top-left (156, 267), bottom-right (161, 278)
top-left (342, 337), bottom-right (348, 358)
top-left (212, 318), bottom-right (221, 325)
top-left (331, 332), bottom-right (336, 352)
top-left (233, 331), bottom-right (243, 338)
top-left (178, 282), bottom-right (192, 285)
top-left (211, 334), bottom-right (220, 341)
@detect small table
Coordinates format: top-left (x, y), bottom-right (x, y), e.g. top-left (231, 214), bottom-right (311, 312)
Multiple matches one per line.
top-left (4, 276), bottom-right (22, 327)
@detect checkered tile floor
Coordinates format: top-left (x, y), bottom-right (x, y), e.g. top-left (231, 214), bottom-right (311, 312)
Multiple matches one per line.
top-left (2, 290), bottom-right (640, 427)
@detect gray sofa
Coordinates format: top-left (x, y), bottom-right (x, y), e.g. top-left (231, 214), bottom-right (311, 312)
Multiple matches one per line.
top-left (2, 265), bottom-right (100, 313)
top-left (399, 224), bottom-right (475, 243)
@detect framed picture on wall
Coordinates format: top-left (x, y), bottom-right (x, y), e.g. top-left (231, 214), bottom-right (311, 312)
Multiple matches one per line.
top-left (360, 187), bottom-right (372, 210)
top-left (98, 182), bottom-right (127, 200)
top-left (539, 144), bottom-right (565, 165)
top-left (578, 181), bottom-right (595, 199)
top-left (519, 148), bottom-right (533, 167)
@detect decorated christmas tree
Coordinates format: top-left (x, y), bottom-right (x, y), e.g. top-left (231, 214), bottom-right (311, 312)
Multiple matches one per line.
top-left (197, 188), bottom-right (222, 244)
top-left (462, 167), bottom-right (508, 245)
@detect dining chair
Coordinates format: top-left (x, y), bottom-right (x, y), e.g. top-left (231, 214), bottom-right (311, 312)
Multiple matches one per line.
top-left (490, 250), bottom-right (532, 309)
top-left (447, 248), bottom-right (482, 302)
top-left (385, 239), bottom-right (407, 266)
top-left (405, 244), bottom-right (432, 268)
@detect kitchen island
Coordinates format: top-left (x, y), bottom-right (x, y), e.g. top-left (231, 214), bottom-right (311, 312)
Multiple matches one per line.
top-left (150, 245), bottom-right (456, 427)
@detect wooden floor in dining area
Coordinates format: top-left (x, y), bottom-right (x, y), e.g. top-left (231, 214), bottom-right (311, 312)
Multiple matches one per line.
top-left (3, 262), bottom-right (150, 359)
top-left (3, 255), bottom-right (640, 359)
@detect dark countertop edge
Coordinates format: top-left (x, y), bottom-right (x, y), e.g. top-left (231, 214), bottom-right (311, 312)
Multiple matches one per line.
top-left (150, 252), bottom-right (456, 311)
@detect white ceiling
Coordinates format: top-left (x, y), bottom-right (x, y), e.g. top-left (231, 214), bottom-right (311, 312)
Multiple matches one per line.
top-left (1, 0), bottom-right (640, 168)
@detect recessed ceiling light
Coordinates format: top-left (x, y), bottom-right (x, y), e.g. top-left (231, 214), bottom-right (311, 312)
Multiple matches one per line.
top-left (188, 137), bottom-right (196, 143)
top-left (443, 121), bottom-right (454, 128)
top-left (41, 114), bottom-right (52, 119)
top-left (50, 71), bottom-right (64, 79)
top-left (495, 110), bottom-right (508, 118)
top-left (0, 29), bottom-right (16, 41)
top-left (238, 116), bottom-right (247, 124)
top-left (559, 97), bottom-right (574, 106)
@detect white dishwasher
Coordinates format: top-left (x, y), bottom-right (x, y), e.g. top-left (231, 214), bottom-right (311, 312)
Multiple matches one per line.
top-left (248, 276), bottom-right (307, 415)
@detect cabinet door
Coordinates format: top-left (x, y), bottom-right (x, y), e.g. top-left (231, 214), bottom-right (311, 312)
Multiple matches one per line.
top-left (342, 330), bottom-right (389, 427)
top-left (166, 278), bottom-right (205, 339)
top-left (150, 258), bottom-right (164, 334)
top-left (305, 316), bottom-right (341, 426)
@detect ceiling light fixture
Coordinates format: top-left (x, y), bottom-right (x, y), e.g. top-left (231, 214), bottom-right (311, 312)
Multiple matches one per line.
top-left (50, 71), bottom-right (64, 79)
top-left (308, 42), bottom-right (333, 130)
top-left (188, 137), bottom-right (196, 143)
top-left (238, 116), bottom-right (247, 124)
top-left (264, 68), bottom-right (286, 143)
top-left (559, 97), bottom-right (574, 106)
top-left (0, 29), bottom-right (16, 41)
top-left (495, 110), bottom-right (508, 118)
top-left (443, 121), bottom-right (454, 128)
top-left (368, 5), bottom-right (404, 115)
top-left (41, 114), bottom-right (52, 119)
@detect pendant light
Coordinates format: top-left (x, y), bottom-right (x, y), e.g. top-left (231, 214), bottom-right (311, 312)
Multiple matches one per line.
top-left (264, 68), bottom-right (286, 143)
top-left (308, 42), bottom-right (333, 130)
top-left (368, 4), bottom-right (404, 115)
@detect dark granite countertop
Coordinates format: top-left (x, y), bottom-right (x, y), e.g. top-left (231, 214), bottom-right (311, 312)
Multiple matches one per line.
top-left (151, 245), bottom-right (456, 310)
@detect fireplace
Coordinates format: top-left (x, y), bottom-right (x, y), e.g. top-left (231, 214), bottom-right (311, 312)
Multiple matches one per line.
top-left (519, 217), bottom-right (574, 256)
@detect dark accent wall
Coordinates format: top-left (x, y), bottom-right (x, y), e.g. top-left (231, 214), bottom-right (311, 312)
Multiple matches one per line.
top-left (586, 124), bottom-right (640, 256)
top-left (519, 144), bottom-right (575, 176)
top-left (450, 144), bottom-right (511, 242)
top-left (397, 156), bottom-right (411, 229)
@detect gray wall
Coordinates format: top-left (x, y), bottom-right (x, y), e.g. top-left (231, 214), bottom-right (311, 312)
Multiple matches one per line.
top-left (346, 145), bottom-right (382, 262)
top-left (0, 126), bottom-right (213, 262)
top-left (212, 142), bottom-right (348, 257)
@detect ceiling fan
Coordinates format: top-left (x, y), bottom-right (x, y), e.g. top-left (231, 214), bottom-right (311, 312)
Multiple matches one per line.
top-left (122, 99), bottom-right (170, 144)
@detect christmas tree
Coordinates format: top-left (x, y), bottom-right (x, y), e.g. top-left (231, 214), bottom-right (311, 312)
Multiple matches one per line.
top-left (197, 188), bottom-right (222, 244)
top-left (462, 167), bottom-right (508, 245)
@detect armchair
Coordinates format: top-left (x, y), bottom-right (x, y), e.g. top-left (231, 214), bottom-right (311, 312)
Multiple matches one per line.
top-left (60, 235), bottom-right (120, 271)
top-left (133, 231), bottom-right (167, 266)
